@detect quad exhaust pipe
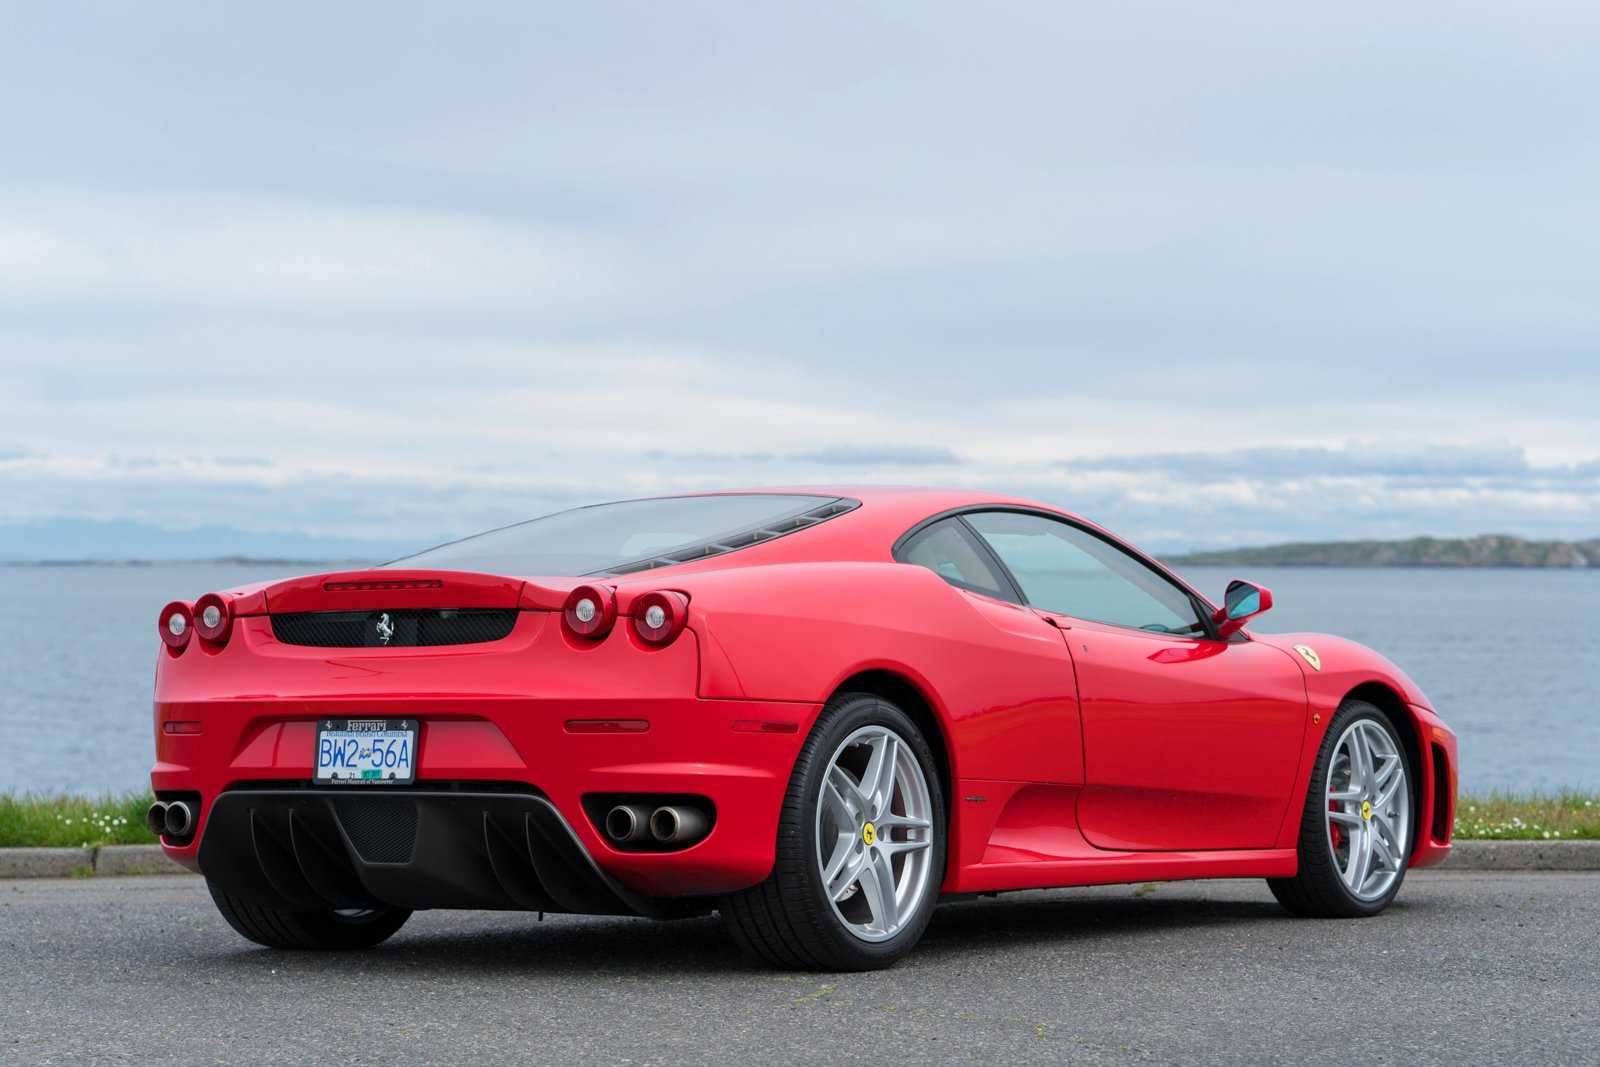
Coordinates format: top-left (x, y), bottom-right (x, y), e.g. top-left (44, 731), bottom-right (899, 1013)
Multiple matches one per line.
top-left (146, 800), bottom-right (195, 839)
top-left (647, 805), bottom-right (708, 845)
top-left (603, 803), bottom-right (653, 845)
top-left (603, 802), bottom-right (710, 848)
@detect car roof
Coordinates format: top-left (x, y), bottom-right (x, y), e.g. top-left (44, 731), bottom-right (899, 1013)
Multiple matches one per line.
top-left (610, 485), bottom-right (1082, 576)
top-left (643, 486), bottom-right (1214, 613)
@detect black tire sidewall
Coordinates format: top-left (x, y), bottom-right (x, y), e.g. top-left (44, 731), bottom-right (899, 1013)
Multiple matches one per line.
top-left (207, 880), bottom-right (410, 950)
top-left (794, 694), bottom-right (947, 967)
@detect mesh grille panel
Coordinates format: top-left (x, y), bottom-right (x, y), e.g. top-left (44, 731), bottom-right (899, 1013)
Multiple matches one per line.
top-left (271, 609), bottom-right (517, 647)
top-left (334, 797), bottom-right (419, 863)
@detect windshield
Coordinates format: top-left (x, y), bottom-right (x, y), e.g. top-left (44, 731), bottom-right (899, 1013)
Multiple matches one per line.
top-left (387, 494), bottom-right (850, 576)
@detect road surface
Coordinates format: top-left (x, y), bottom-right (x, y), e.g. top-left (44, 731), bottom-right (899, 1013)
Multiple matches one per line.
top-left (2, 870), bottom-right (1594, 1065)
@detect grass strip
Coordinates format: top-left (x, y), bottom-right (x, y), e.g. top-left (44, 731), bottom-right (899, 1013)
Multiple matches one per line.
top-left (1, 790), bottom-right (1596, 848)
top-left (0, 792), bottom-right (158, 848)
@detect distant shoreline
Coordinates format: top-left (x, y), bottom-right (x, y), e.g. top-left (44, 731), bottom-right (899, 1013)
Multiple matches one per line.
top-left (1170, 534), bottom-right (1599, 569)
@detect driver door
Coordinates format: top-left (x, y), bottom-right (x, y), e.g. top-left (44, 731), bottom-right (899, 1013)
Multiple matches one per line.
top-left (965, 511), bottom-right (1309, 852)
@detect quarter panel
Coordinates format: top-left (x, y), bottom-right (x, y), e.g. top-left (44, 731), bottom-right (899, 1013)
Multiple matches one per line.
top-left (682, 563), bottom-right (1085, 785)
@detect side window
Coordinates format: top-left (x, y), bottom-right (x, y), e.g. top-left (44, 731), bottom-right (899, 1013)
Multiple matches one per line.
top-left (896, 519), bottom-right (1020, 603)
top-left (965, 511), bottom-right (1205, 634)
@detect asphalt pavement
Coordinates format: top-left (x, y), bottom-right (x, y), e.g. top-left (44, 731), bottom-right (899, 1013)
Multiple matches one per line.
top-left (2, 870), bottom-right (1595, 1065)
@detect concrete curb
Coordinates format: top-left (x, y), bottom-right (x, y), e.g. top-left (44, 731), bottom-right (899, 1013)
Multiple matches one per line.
top-left (0, 844), bottom-right (190, 879)
top-left (0, 847), bottom-right (95, 879)
top-left (2, 840), bottom-right (1597, 879)
top-left (1443, 839), bottom-right (1600, 871)
top-left (93, 845), bottom-right (191, 877)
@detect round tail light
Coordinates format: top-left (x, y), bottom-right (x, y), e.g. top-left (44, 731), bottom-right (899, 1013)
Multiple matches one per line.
top-left (563, 584), bottom-right (617, 639)
top-left (193, 593), bottom-right (234, 645)
top-left (631, 590), bottom-right (689, 645)
top-left (159, 602), bottom-right (193, 651)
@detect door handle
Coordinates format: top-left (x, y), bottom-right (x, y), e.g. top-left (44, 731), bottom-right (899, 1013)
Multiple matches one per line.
top-left (1043, 615), bottom-right (1072, 631)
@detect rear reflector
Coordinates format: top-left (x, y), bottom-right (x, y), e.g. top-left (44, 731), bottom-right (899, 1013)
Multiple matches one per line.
top-left (732, 720), bottom-right (800, 734)
top-left (564, 719), bottom-right (650, 734)
top-left (162, 720), bottom-right (203, 735)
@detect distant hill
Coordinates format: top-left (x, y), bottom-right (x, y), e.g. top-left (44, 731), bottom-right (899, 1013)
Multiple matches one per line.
top-left (1172, 534), bottom-right (1600, 568)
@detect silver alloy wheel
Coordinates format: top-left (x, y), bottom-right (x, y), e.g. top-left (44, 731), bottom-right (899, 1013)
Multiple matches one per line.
top-left (1325, 718), bottom-right (1411, 901)
top-left (814, 725), bottom-right (935, 943)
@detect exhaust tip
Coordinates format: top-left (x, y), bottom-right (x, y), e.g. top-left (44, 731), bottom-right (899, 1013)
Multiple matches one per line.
top-left (649, 805), bottom-right (708, 845)
top-left (604, 805), bottom-right (641, 843)
top-left (145, 802), bottom-right (169, 838)
top-left (163, 800), bottom-right (194, 838)
top-left (648, 806), bottom-right (680, 841)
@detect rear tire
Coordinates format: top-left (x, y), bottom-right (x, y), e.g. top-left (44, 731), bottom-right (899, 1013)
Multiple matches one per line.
top-left (721, 692), bottom-right (946, 971)
top-left (1269, 699), bottom-right (1414, 918)
top-left (208, 882), bottom-right (411, 950)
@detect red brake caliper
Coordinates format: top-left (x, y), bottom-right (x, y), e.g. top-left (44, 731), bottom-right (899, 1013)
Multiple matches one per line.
top-left (1328, 801), bottom-right (1343, 850)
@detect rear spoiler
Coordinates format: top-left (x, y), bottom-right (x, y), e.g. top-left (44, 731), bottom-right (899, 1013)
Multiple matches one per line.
top-left (251, 570), bottom-right (578, 615)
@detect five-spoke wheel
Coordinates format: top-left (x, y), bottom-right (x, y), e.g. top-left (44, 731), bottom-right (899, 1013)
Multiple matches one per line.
top-left (1325, 717), bottom-right (1412, 901)
top-left (1270, 699), bottom-right (1414, 917)
top-left (722, 692), bottom-right (946, 970)
top-left (815, 725), bottom-right (936, 942)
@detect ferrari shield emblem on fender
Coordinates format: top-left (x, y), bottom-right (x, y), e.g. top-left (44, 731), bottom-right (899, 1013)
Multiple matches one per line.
top-left (1293, 644), bottom-right (1322, 671)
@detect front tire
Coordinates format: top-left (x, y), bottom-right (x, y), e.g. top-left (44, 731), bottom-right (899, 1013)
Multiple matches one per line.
top-left (1269, 699), bottom-right (1414, 918)
top-left (722, 692), bottom-right (946, 971)
top-left (208, 882), bottom-right (411, 950)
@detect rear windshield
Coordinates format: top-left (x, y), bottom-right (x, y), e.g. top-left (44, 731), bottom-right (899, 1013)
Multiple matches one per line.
top-left (387, 494), bottom-right (851, 577)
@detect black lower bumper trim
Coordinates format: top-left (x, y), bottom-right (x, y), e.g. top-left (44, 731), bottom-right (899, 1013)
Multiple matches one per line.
top-left (198, 789), bottom-right (655, 916)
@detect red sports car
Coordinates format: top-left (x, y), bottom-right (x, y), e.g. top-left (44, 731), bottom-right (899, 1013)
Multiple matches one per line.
top-left (150, 488), bottom-right (1456, 970)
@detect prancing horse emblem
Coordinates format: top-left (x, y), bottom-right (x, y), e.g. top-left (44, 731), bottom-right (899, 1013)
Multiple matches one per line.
top-left (375, 613), bottom-right (396, 645)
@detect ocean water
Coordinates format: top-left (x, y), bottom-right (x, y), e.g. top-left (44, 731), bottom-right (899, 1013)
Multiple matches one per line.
top-left (0, 563), bottom-right (1595, 796)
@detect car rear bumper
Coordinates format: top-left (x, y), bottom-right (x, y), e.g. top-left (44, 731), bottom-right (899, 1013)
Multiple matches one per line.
top-left (199, 788), bottom-right (690, 917)
top-left (152, 614), bottom-right (820, 900)
top-left (154, 694), bottom-right (818, 901)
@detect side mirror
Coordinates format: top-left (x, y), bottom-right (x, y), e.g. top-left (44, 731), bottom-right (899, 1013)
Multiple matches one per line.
top-left (1213, 579), bottom-right (1273, 638)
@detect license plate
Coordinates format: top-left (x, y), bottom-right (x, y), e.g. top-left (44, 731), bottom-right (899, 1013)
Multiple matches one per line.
top-left (314, 718), bottom-right (418, 785)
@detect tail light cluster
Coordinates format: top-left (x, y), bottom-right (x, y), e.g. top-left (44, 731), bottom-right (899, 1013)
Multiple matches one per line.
top-left (162, 585), bottom-right (688, 653)
top-left (631, 590), bottom-right (688, 645)
top-left (159, 594), bottom-right (233, 654)
top-left (561, 585), bottom-right (689, 646)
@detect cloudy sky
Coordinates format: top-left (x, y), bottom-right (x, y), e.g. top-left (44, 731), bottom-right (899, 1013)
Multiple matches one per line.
top-left (2, 2), bottom-right (1598, 557)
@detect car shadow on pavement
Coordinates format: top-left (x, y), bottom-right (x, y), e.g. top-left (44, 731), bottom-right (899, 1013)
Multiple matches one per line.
top-left (920, 889), bottom-right (1285, 953)
top-left (191, 869), bottom-right (1442, 979)
top-left (211, 912), bottom-right (758, 976)
top-left (915, 885), bottom-right (1432, 961)
top-left (197, 884), bottom-right (1428, 976)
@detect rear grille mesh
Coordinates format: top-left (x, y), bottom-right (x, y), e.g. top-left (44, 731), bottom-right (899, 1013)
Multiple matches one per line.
top-left (333, 797), bottom-right (419, 863)
top-left (271, 609), bottom-right (517, 647)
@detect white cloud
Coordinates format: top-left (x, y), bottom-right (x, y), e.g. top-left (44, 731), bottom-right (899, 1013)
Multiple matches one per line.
top-left (0, 192), bottom-right (627, 310)
top-left (1, 2), bottom-right (1599, 555)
